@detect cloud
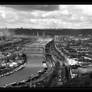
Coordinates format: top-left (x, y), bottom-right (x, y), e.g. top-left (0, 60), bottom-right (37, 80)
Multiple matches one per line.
top-left (0, 5), bottom-right (92, 28)
top-left (4, 5), bottom-right (59, 11)
top-left (75, 5), bottom-right (92, 15)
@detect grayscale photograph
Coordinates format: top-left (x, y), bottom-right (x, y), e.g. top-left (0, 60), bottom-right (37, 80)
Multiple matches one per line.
top-left (0, 4), bottom-right (92, 88)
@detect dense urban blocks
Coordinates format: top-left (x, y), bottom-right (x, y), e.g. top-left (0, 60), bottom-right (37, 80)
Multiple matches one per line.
top-left (1, 32), bottom-right (92, 88)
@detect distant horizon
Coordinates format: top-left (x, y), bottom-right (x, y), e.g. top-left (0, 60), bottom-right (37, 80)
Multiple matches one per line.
top-left (0, 27), bottom-right (92, 30)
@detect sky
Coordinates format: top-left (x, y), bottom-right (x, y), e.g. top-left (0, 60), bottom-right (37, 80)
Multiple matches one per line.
top-left (0, 5), bottom-right (92, 29)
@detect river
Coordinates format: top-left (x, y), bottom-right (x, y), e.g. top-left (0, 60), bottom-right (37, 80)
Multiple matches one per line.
top-left (0, 55), bottom-right (43, 87)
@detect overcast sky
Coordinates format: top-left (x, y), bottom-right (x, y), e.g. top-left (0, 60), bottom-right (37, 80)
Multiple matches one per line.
top-left (0, 5), bottom-right (92, 29)
top-left (4, 5), bottom-right (59, 11)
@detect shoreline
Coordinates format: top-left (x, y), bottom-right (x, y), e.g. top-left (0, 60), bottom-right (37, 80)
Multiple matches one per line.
top-left (0, 62), bottom-right (26, 78)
